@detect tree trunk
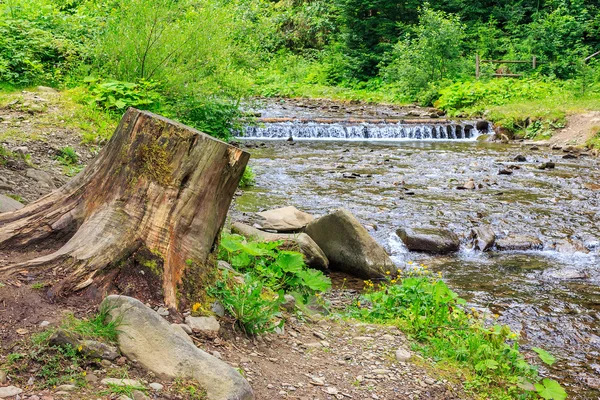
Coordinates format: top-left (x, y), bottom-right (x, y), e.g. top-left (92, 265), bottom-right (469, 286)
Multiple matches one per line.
top-left (0, 108), bottom-right (249, 308)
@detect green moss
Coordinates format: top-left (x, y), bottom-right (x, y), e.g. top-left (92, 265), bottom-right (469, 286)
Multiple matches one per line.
top-left (137, 141), bottom-right (172, 186)
top-left (586, 126), bottom-right (600, 149)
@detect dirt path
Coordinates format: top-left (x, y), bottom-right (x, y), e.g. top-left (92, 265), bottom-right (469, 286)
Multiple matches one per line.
top-left (548, 111), bottom-right (600, 147)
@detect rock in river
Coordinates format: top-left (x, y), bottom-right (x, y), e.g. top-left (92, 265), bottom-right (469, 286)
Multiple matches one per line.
top-left (254, 206), bottom-right (314, 232)
top-left (305, 208), bottom-right (396, 278)
top-left (101, 295), bottom-right (253, 400)
top-left (232, 222), bottom-right (329, 270)
top-left (397, 227), bottom-right (460, 254)
top-left (470, 226), bottom-right (496, 251)
top-left (495, 235), bottom-right (543, 251)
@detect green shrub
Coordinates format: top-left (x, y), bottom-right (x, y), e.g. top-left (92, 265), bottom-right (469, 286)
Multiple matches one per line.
top-left (348, 269), bottom-right (566, 399)
top-left (219, 233), bottom-right (331, 300)
top-left (239, 166), bottom-right (256, 188)
top-left (55, 146), bottom-right (78, 166)
top-left (84, 78), bottom-right (165, 114)
top-left (208, 272), bottom-right (284, 335)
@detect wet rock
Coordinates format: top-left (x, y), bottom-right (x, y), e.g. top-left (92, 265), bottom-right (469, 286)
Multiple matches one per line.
top-left (232, 222), bottom-right (329, 270)
top-left (102, 295), bottom-right (254, 400)
top-left (305, 208), bottom-right (396, 278)
top-left (514, 155), bottom-right (527, 162)
top-left (0, 386), bottom-right (22, 398)
top-left (550, 239), bottom-right (589, 254)
top-left (470, 226), bottom-right (496, 252)
top-left (498, 169), bottom-right (513, 175)
top-left (397, 227), bottom-right (460, 254)
top-left (185, 316), bottom-right (220, 336)
top-left (562, 153), bottom-right (578, 159)
top-left (254, 206), bottom-right (314, 232)
top-left (538, 162), bottom-right (555, 170)
top-left (457, 179), bottom-right (476, 190)
top-left (476, 120), bottom-right (489, 132)
top-left (495, 235), bottom-right (543, 251)
top-left (0, 194), bottom-right (24, 213)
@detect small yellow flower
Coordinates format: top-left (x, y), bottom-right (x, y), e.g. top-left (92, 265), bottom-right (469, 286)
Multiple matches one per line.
top-left (386, 271), bottom-right (391, 275)
top-left (493, 314), bottom-right (499, 319)
top-left (408, 261), bottom-right (413, 265)
top-left (77, 345), bottom-right (83, 352)
top-left (192, 302), bottom-right (201, 312)
top-left (357, 301), bottom-right (361, 307)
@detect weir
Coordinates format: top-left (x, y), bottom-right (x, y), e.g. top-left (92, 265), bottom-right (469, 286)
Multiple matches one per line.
top-left (239, 118), bottom-right (490, 140)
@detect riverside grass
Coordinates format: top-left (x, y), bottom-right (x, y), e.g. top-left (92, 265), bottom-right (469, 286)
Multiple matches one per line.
top-left (347, 267), bottom-right (566, 400)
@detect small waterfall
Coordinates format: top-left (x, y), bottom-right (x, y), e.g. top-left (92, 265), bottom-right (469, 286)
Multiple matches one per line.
top-left (239, 119), bottom-right (488, 141)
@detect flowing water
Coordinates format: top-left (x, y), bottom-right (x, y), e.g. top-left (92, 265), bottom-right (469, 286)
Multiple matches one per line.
top-left (232, 103), bottom-right (600, 398)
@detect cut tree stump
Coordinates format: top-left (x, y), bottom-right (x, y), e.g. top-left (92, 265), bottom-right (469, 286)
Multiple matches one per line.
top-left (0, 108), bottom-right (249, 308)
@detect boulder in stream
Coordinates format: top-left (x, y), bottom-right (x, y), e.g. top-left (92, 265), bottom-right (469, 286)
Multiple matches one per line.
top-left (495, 235), bottom-right (543, 251)
top-left (232, 222), bottom-right (328, 270)
top-left (397, 227), bottom-right (460, 254)
top-left (304, 209), bottom-right (396, 278)
top-left (253, 206), bottom-right (315, 232)
top-left (101, 295), bottom-right (254, 400)
top-left (470, 226), bottom-right (496, 252)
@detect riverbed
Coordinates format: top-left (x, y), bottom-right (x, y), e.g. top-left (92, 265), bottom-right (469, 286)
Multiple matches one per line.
top-left (231, 138), bottom-right (600, 398)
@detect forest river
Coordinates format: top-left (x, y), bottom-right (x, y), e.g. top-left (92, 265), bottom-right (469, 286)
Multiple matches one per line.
top-left (232, 101), bottom-right (600, 398)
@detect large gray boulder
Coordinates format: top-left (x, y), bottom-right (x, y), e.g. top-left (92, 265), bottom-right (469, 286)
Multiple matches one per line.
top-left (101, 295), bottom-right (253, 400)
top-left (304, 209), bottom-right (396, 278)
top-left (0, 194), bottom-right (24, 213)
top-left (470, 226), bottom-right (496, 252)
top-left (232, 222), bottom-right (328, 270)
top-left (397, 227), bottom-right (460, 254)
top-left (253, 206), bottom-right (314, 232)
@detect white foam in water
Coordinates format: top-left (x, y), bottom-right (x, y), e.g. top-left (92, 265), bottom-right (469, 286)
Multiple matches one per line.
top-left (240, 121), bottom-right (484, 141)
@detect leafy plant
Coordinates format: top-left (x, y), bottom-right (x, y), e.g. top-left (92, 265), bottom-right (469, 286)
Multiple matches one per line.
top-left (239, 166), bottom-right (256, 188)
top-left (55, 146), bottom-right (78, 166)
top-left (348, 268), bottom-right (567, 399)
top-left (532, 347), bottom-right (556, 366)
top-left (172, 378), bottom-right (208, 400)
top-left (534, 378), bottom-right (568, 400)
top-left (219, 233), bottom-right (331, 300)
top-left (208, 271), bottom-right (284, 334)
top-left (85, 78), bottom-right (164, 114)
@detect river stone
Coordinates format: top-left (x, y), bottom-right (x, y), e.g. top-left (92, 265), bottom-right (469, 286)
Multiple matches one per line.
top-left (232, 222), bottom-right (328, 270)
top-left (25, 168), bottom-right (55, 188)
top-left (49, 329), bottom-right (119, 360)
top-left (304, 208), bottom-right (396, 278)
top-left (254, 206), bottom-right (314, 232)
top-left (0, 194), bottom-right (23, 213)
top-left (495, 235), bottom-right (543, 251)
top-left (395, 348), bottom-right (411, 362)
top-left (185, 315), bottom-right (220, 336)
top-left (0, 386), bottom-right (22, 398)
top-left (101, 378), bottom-right (144, 388)
top-left (470, 226), bottom-right (496, 252)
top-left (397, 227), bottom-right (460, 254)
top-left (101, 295), bottom-right (253, 400)
top-left (550, 239), bottom-right (589, 254)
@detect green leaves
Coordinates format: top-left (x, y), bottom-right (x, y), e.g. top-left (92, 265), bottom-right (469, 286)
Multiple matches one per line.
top-left (534, 379), bottom-right (567, 400)
top-left (532, 347), bottom-right (557, 366)
top-left (86, 79), bottom-right (164, 114)
top-left (475, 359), bottom-right (499, 372)
top-left (218, 233), bottom-right (330, 300)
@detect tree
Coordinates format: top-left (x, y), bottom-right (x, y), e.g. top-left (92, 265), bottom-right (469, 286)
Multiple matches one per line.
top-left (0, 108), bottom-right (249, 309)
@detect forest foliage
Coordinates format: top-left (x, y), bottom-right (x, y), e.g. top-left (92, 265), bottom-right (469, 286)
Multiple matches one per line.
top-left (0, 0), bottom-right (599, 138)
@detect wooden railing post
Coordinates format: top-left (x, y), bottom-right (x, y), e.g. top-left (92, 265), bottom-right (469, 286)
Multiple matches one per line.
top-left (476, 54), bottom-right (480, 79)
top-left (532, 56), bottom-right (537, 69)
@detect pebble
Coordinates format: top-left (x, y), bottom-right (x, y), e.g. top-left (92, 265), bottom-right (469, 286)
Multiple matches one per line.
top-left (0, 386), bottom-right (22, 398)
top-left (55, 384), bottom-right (76, 391)
top-left (0, 370), bottom-right (6, 384)
top-left (425, 377), bottom-right (436, 385)
top-left (149, 382), bottom-right (163, 391)
top-left (156, 307), bottom-right (169, 316)
top-left (39, 321), bottom-right (50, 328)
top-left (395, 347), bottom-right (411, 362)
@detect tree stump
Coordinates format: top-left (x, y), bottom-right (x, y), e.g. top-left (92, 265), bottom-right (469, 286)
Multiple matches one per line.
top-left (0, 108), bottom-right (249, 308)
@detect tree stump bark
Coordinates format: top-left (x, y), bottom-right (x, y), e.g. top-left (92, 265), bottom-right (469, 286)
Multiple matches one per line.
top-left (0, 108), bottom-right (249, 308)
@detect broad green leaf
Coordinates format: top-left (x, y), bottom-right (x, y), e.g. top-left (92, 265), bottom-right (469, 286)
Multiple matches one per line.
top-left (532, 347), bottom-right (556, 366)
top-left (297, 269), bottom-right (331, 291)
top-left (534, 379), bottom-right (567, 400)
top-left (231, 252), bottom-right (251, 269)
top-left (275, 251), bottom-right (305, 273)
top-left (242, 241), bottom-right (270, 256)
top-left (114, 99), bottom-right (127, 109)
top-left (221, 236), bottom-right (244, 253)
top-left (474, 359), bottom-right (498, 371)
